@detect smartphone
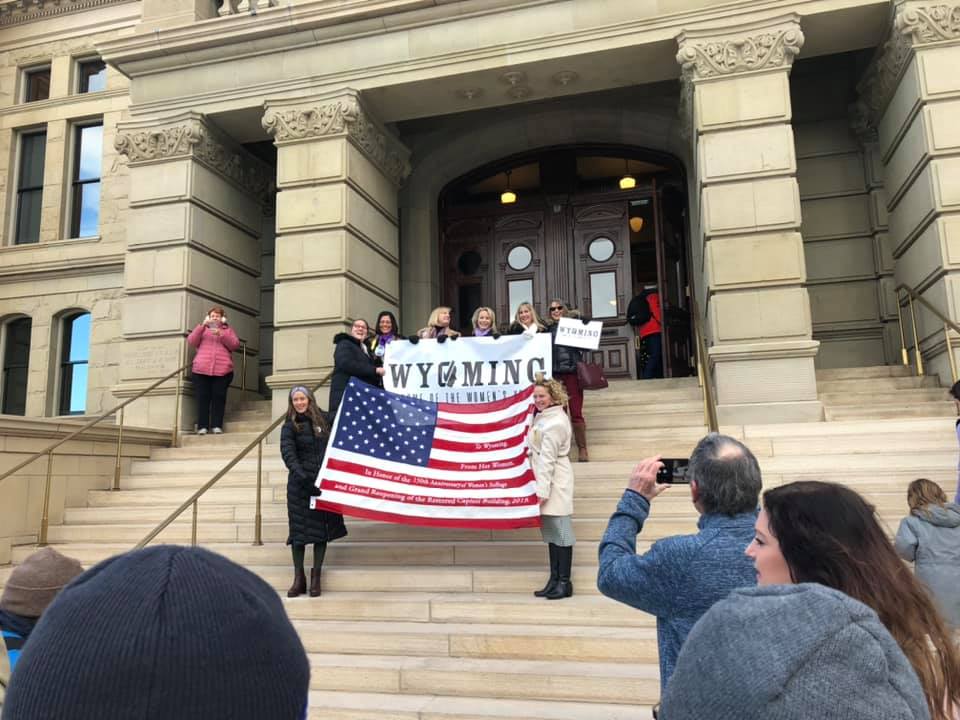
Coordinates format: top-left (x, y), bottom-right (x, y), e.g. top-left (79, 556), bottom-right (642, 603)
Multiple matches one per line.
top-left (657, 458), bottom-right (691, 484)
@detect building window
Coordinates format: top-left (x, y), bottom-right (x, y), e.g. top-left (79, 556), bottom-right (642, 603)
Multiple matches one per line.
top-left (70, 123), bottom-right (102, 238)
top-left (78, 59), bottom-right (106, 93)
top-left (15, 131), bottom-right (46, 245)
top-left (2, 318), bottom-right (32, 416)
top-left (23, 66), bottom-right (50, 102)
top-left (590, 271), bottom-right (618, 319)
top-left (59, 313), bottom-right (90, 415)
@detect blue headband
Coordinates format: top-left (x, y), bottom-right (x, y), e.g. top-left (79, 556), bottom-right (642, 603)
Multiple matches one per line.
top-left (289, 385), bottom-right (310, 398)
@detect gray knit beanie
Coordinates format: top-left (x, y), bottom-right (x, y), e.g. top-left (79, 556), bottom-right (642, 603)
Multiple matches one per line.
top-left (659, 583), bottom-right (930, 720)
top-left (0, 546), bottom-right (83, 618)
top-left (2, 545), bottom-right (310, 720)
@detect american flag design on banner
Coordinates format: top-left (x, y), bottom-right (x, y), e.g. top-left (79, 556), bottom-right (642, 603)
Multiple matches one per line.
top-left (310, 378), bottom-right (541, 530)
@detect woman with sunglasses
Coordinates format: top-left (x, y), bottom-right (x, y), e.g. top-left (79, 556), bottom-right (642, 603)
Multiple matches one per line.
top-left (546, 300), bottom-right (588, 462)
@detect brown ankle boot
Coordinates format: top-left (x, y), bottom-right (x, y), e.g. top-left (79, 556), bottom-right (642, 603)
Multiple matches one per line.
top-left (287, 568), bottom-right (306, 598)
top-left (309, 568), bottom-right (322, 597)
top-left (572, 421), bottom-right (589, 462)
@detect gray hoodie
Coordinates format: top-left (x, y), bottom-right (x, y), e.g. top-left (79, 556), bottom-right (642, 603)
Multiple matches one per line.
top-left (659, 583), bottom-right (930, 720)
top-left (895, 502), bottom-right (960, 628)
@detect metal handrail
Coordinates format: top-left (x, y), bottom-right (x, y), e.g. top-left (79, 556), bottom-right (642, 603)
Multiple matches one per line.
top-left (0, 360), bottom-right (191, 546)
top-left (895, 283), bottom-right (960, 383)
top-left (690, 290), bottom-right (719, 433)
top-left (135, 372), bottom-right (333, 549)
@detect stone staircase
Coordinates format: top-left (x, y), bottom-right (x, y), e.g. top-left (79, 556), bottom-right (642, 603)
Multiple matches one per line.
top-left (1, 364), bottom-right (956, 719)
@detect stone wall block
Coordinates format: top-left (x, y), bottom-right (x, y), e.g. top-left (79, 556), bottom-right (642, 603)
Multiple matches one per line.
top-left (698, 124), bottom-right (796, 183)
top-left (805, 236), bottom-right (877, 282)
top-left (702, 176), bottom-right (801, 236)
top-left (695, 73), bottom-right (792, 130)
top-left (706, 231), bottom-right (805, 289)
top-left (709, 287), bottom-right (812, 342)
top-left (800, 195), bottom-right (872, 241)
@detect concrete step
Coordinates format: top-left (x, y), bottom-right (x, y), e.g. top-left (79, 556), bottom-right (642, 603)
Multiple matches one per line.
top-left (824, 404), bottom-right (955, 420)
top-left (820, 388), bottom-right (949, 405)
top-left (815, 365), bottom-right (913, 380)
top-left (129, 457), bottom-right (286, 474)
top-left (304, 653), bottom-right (658, 704)
top-left (816, 375), bottom-right (940, 392)
top-left (305, 691), bottom-right (649, 720)
top-left (178, 432), bottom-right (265, 448)
top-left (293, 619), bottom-right (657, 662)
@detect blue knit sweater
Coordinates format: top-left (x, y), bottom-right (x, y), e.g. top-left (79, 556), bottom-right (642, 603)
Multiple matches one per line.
top-left (597, 490), bottom-right (758, 691)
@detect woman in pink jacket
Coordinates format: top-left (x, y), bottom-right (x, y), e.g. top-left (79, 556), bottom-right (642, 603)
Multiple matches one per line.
top-left (187, 305), bottom-right (240, 435)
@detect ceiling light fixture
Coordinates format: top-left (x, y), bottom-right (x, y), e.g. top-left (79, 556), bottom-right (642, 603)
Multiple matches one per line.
top-left (629, 216), bottom-right (645, 233)
top-left (619, 158), bottom-right (636, 190)
top-left (500, 170), bottom-right (517, 205)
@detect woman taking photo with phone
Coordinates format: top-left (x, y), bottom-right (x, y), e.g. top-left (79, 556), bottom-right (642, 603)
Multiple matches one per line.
top-left (747, 481), bottom-right (960, 720)
top-left (280, 386), bottom-right (347, 598)
top-left (529, 377), bottom-right (575, 600)
top-left (187, 305), bottom-right (240, 435)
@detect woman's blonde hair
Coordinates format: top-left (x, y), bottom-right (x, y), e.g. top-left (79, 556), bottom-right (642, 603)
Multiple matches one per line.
top-left (471, 306), bottom-right (497, 331)
top-left (426, 306), bottom-right (452, 328)
top-left (514, 302), bottom-right (546, 330)
top-left (907, 478), bottom-right (948, 515)
top-left (534, 377), bottom-right (568, 407)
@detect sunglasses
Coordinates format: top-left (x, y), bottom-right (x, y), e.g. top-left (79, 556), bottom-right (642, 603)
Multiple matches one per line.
top-left (549, 306), bottom-right (564, 311)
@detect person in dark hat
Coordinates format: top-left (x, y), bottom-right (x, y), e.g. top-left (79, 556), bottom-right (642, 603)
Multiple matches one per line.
top-left (2, 545), bottom-right (310, 720)
top-left (0, 547), bottom-right (83, 709)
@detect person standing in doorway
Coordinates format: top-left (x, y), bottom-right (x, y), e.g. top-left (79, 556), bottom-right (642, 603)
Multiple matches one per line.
top-left (187, 305), bottom-right (240, 435)
top-left (280, 386), bottom-right (347, 598)
top-left (627, 286), bottom-right (663, 379)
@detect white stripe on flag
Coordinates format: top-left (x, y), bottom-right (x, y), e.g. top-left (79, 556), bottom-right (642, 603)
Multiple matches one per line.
top-left (429, 446), bottom-right (526, 463)
top-left (318, 489), bottom-right (541, 520)
top-left (437, 398), bottom-right (532, 424)
top-left (433, 422), bottom-right (529, 444)
top-left (324, 448), bottom-right (531, 481)
top-left (322, 467), bottom-right (536, 499)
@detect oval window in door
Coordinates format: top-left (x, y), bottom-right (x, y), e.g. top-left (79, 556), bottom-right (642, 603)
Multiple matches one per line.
top-left (588, 237), bottom-right (615, 263)
top-left (507, 244), bottom-right (532, 271)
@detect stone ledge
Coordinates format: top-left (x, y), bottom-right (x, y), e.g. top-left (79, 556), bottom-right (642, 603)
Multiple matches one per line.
top-left (709, 339), bottom-right (821, 363)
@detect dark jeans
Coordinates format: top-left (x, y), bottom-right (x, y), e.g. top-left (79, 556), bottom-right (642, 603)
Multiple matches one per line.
top-left (641, 334), bottom-right (664, 380)
top-left (194, 372), bottom-right (233, 430)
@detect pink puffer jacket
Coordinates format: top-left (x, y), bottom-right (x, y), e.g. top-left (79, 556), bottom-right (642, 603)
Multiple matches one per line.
top-left (187, 322), bottom-right (240, 377)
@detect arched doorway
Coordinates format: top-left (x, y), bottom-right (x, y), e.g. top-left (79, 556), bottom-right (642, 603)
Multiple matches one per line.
top-left (438, 145), bottom-right (691, 379)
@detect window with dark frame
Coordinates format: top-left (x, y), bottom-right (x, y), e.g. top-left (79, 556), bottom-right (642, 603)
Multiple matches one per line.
top-left (1, 318), bottom-right (32, 416)
top-left (15, 131), bottom-right (46, 245)
top-left (70, 123), bottom-right (102, 238)
top-left (78, 59), bottom-right (106, 93)
top-left (59, 313), bottom-right (90, 415)
top-left (23, 66), bottom-right (50, 102)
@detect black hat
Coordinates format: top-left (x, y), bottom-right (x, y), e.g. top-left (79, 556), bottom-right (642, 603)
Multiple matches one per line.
top-left (3, 545), bottom-right (310, 720)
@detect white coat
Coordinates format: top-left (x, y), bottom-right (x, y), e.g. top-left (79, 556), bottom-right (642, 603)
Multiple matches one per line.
top-left (529, 404), bottom-right (575, 516)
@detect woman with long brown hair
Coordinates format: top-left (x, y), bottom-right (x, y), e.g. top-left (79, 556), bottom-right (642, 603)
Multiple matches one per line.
top-left (747, 481), bottom-right (960, 720)
top-left (280, 386), bottom-right (347, 598)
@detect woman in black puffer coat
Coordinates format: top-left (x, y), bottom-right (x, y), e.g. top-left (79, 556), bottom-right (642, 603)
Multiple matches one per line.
top-left (329, 318), bottom-right (384, 417)
top-left (280, 385), bottom-right (347, 598)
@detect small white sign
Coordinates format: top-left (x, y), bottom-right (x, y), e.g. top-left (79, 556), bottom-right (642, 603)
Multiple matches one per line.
top-left (555, 318), bottom-right (602, 350)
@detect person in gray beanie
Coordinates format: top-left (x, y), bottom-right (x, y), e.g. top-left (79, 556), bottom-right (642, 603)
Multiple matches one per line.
top-left (1, 547), bottom-right (83, 708)
top-left (659, 583), bottom-right (931, 720)
top-left (2, 545), bottom-right (310, 720)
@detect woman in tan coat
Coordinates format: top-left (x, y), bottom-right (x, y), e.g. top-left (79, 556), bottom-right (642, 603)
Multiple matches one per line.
top-left (529, 377), bottom-right (575, 599)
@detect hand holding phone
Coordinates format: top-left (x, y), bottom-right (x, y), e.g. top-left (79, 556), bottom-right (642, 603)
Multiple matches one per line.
top-left (627, 456), bottom-right (670, 502)
top-left (657, 458), bottom-right (691, 485)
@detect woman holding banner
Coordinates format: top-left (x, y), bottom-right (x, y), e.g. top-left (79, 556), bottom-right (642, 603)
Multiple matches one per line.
top-left (330, 319), bottom-right (384, 417)
top-left (368, 311), bottom-right (400, 385)
top-left (471, 307), bottom-right (500, 338)
top-left (547, 299), bottom-right (588, 462)
top-left (417, 306), bottom-right (460, 341)
top-left (280, 386), bottom-right (347, 598)
top-left (530, 378), bottom-right (575, 600)
top-left (507, 302), bottom-right (546, 336)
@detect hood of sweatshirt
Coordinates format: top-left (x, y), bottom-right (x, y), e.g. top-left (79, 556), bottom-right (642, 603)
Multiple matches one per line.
top-left (913, 502), bottom-right (960, 528)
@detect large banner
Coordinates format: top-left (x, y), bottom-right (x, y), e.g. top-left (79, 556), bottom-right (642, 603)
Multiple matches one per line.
top-left (311, 379), bottom-right (541, 529)
top-left (382, 334), bottom-right (552, 403)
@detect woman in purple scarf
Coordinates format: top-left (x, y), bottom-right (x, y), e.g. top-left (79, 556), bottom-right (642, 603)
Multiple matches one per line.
top-left (368, 311), bottom-right (400, 386)
top-left (471, 307), bottom-right (500, 338)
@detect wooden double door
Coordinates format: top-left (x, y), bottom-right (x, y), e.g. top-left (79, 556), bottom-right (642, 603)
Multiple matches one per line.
top-left (441, 185), bottom-right (692, 379)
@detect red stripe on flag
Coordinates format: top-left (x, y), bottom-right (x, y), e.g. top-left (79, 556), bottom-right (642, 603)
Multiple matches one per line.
top-left (436, 408), bottom-right (531, 434)
top-left (322, 479), bottom-right (540, 508)
top-left (431, 432), bottom-right (526, 453)
top-left (438, 386), bottom-right (534, 414)
top-left (425, 455), bottom-right (530, 473)
top-left (325, 457), bottom-right (533, 489)
top-left (313, 500), bottom-right (542, 529)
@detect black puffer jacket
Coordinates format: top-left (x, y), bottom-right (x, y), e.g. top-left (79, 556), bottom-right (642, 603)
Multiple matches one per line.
top-left (548, 321), bottom-right (584, 374)
top-left (329, 333), bottom-right (379, 415)
top-left (280, 416), bottom-right (347, 546)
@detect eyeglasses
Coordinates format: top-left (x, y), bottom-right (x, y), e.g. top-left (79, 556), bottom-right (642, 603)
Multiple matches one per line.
top-left (549, 306), bottom-right (563, 311)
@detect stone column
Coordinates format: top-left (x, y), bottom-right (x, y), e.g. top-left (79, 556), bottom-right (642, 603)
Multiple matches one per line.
top-left (677, 15), bottom-right (823, 423)
top-left (857, 1), bottom-right (960, 384)
top-left (114, 112), bottom-right (270, 430)
top-left (262, 90), bottom-right (410, 416)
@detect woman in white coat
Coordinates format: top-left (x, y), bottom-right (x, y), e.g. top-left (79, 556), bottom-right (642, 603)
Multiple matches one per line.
top-left (529, 377), bottom-right (575, 600)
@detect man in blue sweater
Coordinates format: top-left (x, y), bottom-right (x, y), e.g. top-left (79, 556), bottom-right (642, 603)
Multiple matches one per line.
top-left (597, 433), bottom-right (760, 693)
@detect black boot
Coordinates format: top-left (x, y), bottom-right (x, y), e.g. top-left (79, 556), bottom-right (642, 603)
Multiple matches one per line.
top-left (287, 568), bottom-right (306, 598)
top-left (534, 544), bottom-right (559, 597)
top-left (309, 568), bottom-right (322, 597)
top-left (545, 545), bottom-right (573, 600)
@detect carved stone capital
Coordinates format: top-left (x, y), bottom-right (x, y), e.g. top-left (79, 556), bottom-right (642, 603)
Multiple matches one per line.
top-left (262, 90), bottom-right (412, 186)
top-left (895, 2), bottom-right (960, 45)
top-left (115, 112), bottom-right (272, 199)
top-left (676, 15), bottom-right (804, 80)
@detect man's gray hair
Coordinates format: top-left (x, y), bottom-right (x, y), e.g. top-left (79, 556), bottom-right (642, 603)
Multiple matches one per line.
top-left (687, 433), bottom-right (762, 516)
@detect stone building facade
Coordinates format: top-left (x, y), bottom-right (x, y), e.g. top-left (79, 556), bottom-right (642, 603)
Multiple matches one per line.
top-left (1, 0), bottom-right (958, 426)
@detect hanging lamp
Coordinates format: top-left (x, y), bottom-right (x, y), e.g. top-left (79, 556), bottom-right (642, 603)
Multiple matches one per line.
top-left (619, 158), bottom-right (636, 190)
top-left (500, 170), bottom-right (517, 205)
